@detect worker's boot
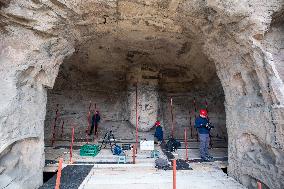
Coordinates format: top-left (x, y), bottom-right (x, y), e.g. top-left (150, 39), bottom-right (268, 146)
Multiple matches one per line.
top-left (206, 155), bottom-right (213, 159)
top-left (201, 157), bottom-right (211, 162)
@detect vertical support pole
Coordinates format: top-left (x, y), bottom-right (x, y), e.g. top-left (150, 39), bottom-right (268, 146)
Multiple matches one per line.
top-left (193, 97), bottom-right (198, 142)
top-left (189, 112), bottom-right (193, 138)
top-left (205, 98), bottom-right (213, 148)
top-left (93, 103), bottom-right (97, 141)
top-left (193, 97), bottom-right (197, 118)
top-left (172, 159), bottom-right (176, 189)
top-left (170, 97), bottom-right (174, 138)
top-left (257, 181), bottom-right (262, 189)
top-left (204, 99), bottom-right (208, 112)
top-left (132, 145), bottom-right (136, 164)
top-left (185, 128), bottom-right (188, 161)
top-left (86, 101), bottom-right (92, 144)
top-left (55, 158), bottom-right (63, 189)
top-left (51, 104), bottom-right (59, 146)
top-left (60, 121), bottom-right (64, 139)
top-left (69, 127), bottom-right (74, 164)
top-left (135, 82), bottom-right (138, 154)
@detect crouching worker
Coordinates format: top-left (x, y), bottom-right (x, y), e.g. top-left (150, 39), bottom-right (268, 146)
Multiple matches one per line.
top-left (195, 109), bottom-right (214, 162)
top-left (154, 121), bottom-right (163, 145)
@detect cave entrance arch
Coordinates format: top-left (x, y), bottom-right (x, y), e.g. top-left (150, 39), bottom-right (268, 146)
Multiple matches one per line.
top-left (1, 1), bottom-right (284, 189)
top-left (43, 33), bottom-right (228, 163)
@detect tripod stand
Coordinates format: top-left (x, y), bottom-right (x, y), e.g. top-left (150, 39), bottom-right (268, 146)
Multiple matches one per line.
top-left (100, 130), bottom-right (117, 151)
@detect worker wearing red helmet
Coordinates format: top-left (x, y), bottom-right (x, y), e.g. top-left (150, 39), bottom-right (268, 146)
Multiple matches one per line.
top-left (194, 109), bottom-right (213, 162)
top-left (154, 121), bottom-right (163, 144)
top-left (155, 121), bottom-right (161, 126)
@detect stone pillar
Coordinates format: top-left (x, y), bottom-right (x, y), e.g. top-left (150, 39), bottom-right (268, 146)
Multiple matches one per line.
top-left (0, 28), bottom-right (74, 188)
top-left (127, 64), bottom-right (159, 131)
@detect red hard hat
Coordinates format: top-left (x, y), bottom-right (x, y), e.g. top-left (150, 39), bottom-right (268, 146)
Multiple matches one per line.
top-left (155, 121), bottom-right (161, 126)
top-left (200, 109), bottom-right (208, 117)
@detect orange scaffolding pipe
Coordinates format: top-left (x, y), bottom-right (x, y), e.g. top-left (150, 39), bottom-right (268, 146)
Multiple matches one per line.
top-left (189, 111), bottom-right (193, 138)
top-left (51, 104), bottom-right (59, 146)
top-left (170, 97), bottom-right (174, 138)
top-left (172, 159), bottom-right (176, 189)
top-left (69, 127), bottom-right (74, 164)
top-left (94, 103), bottom-right (97, 140)
top-left (204, 98), bottom-right (213, 148)
top-left (257, 181), bottom-right (262, 189)
top-left (135, 82), bottom-right (138, 156)
top-left (60, 121), bottom-right (65, 139)
top-left (86, 101), bottom-right (92, 144)
top-left (193, 97), bottom-right (198, 142)
top-left (55, 158), bottom-right (63, 189)
top-left (132, 145), bottom-right (136, 164)
top-left (184, 128), bottom-right (188, 161)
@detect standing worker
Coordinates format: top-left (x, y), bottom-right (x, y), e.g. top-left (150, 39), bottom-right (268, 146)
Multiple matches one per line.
top-left (194, 109), bottom-right (214, 161)
top-left (154, 121), bottom-right (163, 145)
top-left (89, 110), bottom-right (101, 136)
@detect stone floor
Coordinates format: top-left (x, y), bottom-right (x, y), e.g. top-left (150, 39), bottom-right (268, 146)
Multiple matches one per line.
top-left (41, 139), bottom-right (237, 189)
top-left (79, 164), bottom-right (246, 189)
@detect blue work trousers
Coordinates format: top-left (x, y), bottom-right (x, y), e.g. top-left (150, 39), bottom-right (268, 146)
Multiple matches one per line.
top-left (199, 133), bottom-right (210, 158)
